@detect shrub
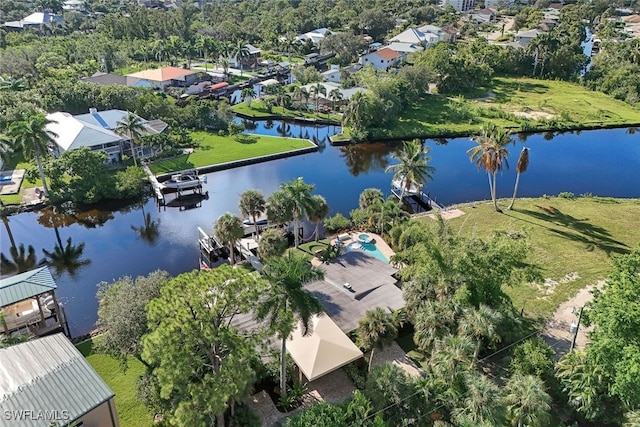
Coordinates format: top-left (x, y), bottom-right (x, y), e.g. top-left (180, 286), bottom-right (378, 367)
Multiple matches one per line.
top-left (324, 213), bottom-right (351, 233)
top-left (343, 362), bottom-right (367, 390)
top-left (231, 404), bottom-right (261, 427)
top-left (558, 191), bottom-right (575, 199)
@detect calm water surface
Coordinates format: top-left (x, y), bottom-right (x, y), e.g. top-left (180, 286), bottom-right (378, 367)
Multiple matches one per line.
top-left (1, 124), bottom-right (638, 335)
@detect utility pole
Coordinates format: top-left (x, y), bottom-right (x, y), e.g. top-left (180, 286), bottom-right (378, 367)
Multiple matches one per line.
top-left (570, 306), bottom-right (584, 352)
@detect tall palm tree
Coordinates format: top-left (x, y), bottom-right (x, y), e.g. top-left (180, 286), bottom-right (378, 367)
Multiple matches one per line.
top-left (503, 374), bottom-right (551, 427)
top-left (240, 87), bottom-right (256, 107)
top-left (257, 228), bottom-right (288, 260)
top-left (508, 147), bottom-right (530, 210)
top-left (42, 237), bottom-right (90, 278)
top-left (166, 35), bottom-right (183, 66)
top-left (357, 307), bottom-right (398, 372)
top-left (115, 112), bottom-right (146, 167)
top-left (213, 213), bottom-right (244, 266)
top-left (458, 304), bottom-right (502, 367)
top-left (238, 189), bottom-right (266, 237)
top-left (328, 88), bottom-right (343, 112)
top-left (0, 244), bottom-right (38, 275)
top-left (266, 190), bottom-right (294, 227)
top-left (280, 177), bottom-right (315, 248)
top-left (343, 91), bottom-right (369, 130)
top-left (359, 188), bottom-right (384, 209)
top-left (152, 39), bottom-right (168, 65)
top-left (233, 42), bottom-right (250, 76)
top-left (310, 83), bottom-right (327, 113)
top-left (7, 113), bottom-right (57, 197)
top-left (467, 124), bottom-right (511, 212)
top-left (256, 252), bottom-right (324, 397)
top-left (307, 195), bottom-right (329, 242)
top-left (385, 139), bottom-right (436, 200)
top-left (452, 373), bottom-right (507, 426)
top-left (292, 86), bottom-right (309, 105)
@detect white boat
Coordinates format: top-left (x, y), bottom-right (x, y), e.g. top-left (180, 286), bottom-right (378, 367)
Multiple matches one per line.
top-left (162, 172), bottom-right (206, 190)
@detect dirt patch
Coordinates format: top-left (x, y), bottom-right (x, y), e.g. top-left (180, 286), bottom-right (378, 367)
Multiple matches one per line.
top-left (536, 272), bottom-right (580, 299)
top-left (513, 111), bottom-right (554, 120)
top-left (472, 90), bottom-right (496, 102)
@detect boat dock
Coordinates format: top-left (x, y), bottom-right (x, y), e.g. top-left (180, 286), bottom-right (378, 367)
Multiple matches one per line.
top-left (143, 165), bottom-right (207, 209)
top-left (390, 179), bottom-right (443, 214)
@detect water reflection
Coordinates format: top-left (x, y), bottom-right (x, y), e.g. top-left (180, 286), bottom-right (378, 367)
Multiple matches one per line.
top-left (38, 207), bottom-right (91, 278)
top-left (339, 142), bottom-right (394, 176)
top-left (131, 201), bottom-right (160, 245)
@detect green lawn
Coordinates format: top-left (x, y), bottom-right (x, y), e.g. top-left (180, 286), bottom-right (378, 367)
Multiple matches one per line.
top-left (440, 196), bottom-right (640, 319)
top-left (77, 339), bottom-right (154, 427)
top-left (232, 100), bottom-right (342, 123)
top-left (335, 77), bottom-right (640, 142)
top-left (0, 156), bottom-right (42, 205)
top-left (148, 131), bottom-right (315, 174)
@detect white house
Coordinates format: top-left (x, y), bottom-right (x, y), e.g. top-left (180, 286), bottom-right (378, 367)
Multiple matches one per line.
top-left (63, 0), bottom-right (86, 12)
top-left (321, 65), bottom-right (341, 84)
top-left (296, 28), bottom-right (335, 45)
top-left (387, 42), bottom-right (423, 61)
top-left (442, 0), bottom-right (475, 12)
top-left (389, 27), bottom-right (438, 47)
top-left (46, 109), bottom-right (168, 163)
top-left (3, 12), bottom-right (64, 30)
top-left (417, 24), bottom-right (448, 43)
top-left (359, 47), bottom-right (401, 71)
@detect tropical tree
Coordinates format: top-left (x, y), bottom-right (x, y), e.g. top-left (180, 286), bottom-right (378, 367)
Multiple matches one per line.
top-left (239, 189), bottom-right (266, 237)
top-left (256, 253), bottom-right (324, 397)
top-left (152, 39), bottom-right (168, 64)
top-left (310, 82), bottom-right (327, 112)
top-left (458, 304), bottom-right (502, 366)
top-left (292, 86), bottom-right (309, 105)
top-left (42, 237), bottom-right (90, 278)
top-left (233, 42), bottom-right (250, 76)
top-left (357, 307), bottom-right (398, 372)
top-left (7, 113), bottom-right (57, 196)
top-left (385, 139), bottom-right (435, 200)
top-left (240, 87), bottom-right (256, 107)
top-left (307, 195), bottom-right (329, 242)
top-left (502, 374), bottom-right (551, 427)
top-left (343, 91), bottom-right (370, 131)
top-left (328, 88), bottom-right (343, 112)
top-left (266, 190), bottom-right (294, 227)
top-left (0, 244), bottom-right (38, 275)
top-left (359, 188), bottom-right (384, 209)
top-left (0, 134), bottom-right (13, 168)
top-left (115, 112), bottom-right (146, 167)
top-left (508, 147), bottom-right (530, 210)
top-left (280, 177), bottom-right (316, 248)
top-left (213, 213), bottom-right (244, 265)
top-left (258, 228), bottom-right (288, 260)
top-left (467, 124), bottom-right (511, 212)
top-left (452, 372), bottom-right (507, 426)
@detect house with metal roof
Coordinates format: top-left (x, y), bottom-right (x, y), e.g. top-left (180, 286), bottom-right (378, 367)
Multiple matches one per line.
top-left (0, 267), bottom-right (68, 337)
top-left (46, 109), bottom-right (168, 163)
top-left (0, 333), bottom-right (119, 427)
top-left (3, 12), bottom-right (64, 30)
top-left (126, 66), bottom-right (199, 89)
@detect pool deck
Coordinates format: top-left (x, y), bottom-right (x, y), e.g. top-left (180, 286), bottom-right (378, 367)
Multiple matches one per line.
top-left (330, 231), bottom-right (396, 261)
top-left (0, 169), bottom-right (25, 195)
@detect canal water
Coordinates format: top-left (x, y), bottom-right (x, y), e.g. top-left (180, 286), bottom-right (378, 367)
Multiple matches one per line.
top-left (1, 123), bottom-right (639, 336)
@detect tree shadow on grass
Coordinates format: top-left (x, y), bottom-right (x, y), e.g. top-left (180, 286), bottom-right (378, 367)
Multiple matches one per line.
top-left (514, 206), bottom-right (629, 256)
top-left (491, 80), bottom-right (550, 101)
top-left (235, 134), bottom-right (259, 144)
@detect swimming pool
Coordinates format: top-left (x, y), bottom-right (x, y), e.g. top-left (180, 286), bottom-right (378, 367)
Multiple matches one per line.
top-left (346, 241), bottom-right (389, 263)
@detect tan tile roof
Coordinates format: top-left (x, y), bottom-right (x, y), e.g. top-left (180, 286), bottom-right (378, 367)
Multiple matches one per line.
top-left (376, 47), bottom-right (401, 60)
top-left (126, 66), bottom-right (196, 82)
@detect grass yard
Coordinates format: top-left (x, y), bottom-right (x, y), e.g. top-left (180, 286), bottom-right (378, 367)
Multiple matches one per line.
top-left (337, 77), bottom-right (640, 142)
top-left (0, 156), bottom-right (43, 205)
top-left (232, 100), bottom-right (342, 123)
top-left (77, 339), bottom-right (154, 427)
top-left (440, 196), bottom-right (640, 319)
top-left (148, 131), bottom-right (315, 174)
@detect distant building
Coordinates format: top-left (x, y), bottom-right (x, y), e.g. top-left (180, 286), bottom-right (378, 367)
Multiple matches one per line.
top-left (3, 12), bottom-right (64, 30)
top-left (126, 66), bottom-right (199, 89)
top-left (80, 72), bottom-right (130, 86)
top-left (515, 29), bottom-right (543, 47)
top-left (389, 27), bottom-right (439, 47)
top-left (321, 64), bottom-right (342, 84)
top-left (359, 47), bottom-right (402, 71)
top-left (63, 0), bottom-right (86, 12)
top-left (0, 334), bottom-right (120, 427)
top-left (442, 0), bottom-right (475, 12)
top-left (296, 28), bottom-right (335, 45)
top-left (46, 109), bottom-right (168, 163)
top-left (485, 0), bottom-right (514, 9)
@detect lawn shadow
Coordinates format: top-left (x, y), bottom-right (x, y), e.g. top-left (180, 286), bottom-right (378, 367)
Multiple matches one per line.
top-left (491, 79), bottom-right (550, 101)
top-left (235, 134), bottom-right (259, 144)
top-left (515, 206), bottom-right (629, 256)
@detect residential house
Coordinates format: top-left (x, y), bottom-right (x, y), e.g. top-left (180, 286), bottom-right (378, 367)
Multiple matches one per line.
top-left (63, 0), bottom-right (86, 12)
top-left (321, 64), bottom-right (342, 84)
top-left (441, 25), bottom-right (459, 43)
top-left (296, 28), bottom-right (335, 45)
top-left (417, 24), bottom-right (448, 43)
top-left (387, 42), bottom-right (422, 61)
top-left (0, 333), bottom-right (120, 427)
top-left (126, 66), bottom-right (199, 89)
top-left (515, 29), bottom-right (543, 47)
top-left (230, 44), bottom-right (262, 69)
top-left (80, 72), bottom-right (130, 87)
top-left (46, 109), bottom-right (168, 163)
top-left (442, 0), bottom-right (475, 12)
top-left (0, 267), bottom-right (67, 337)
top-left (485, 0), bottom-right (514, 8)
top-left (389, 27), bottom-right (439, 48)
top-left (359, 46), bottom-right (401, 71)
top-left (471, 9), bottom-right (497, 23)
top-left (3, 12), bottom-right (64, 30)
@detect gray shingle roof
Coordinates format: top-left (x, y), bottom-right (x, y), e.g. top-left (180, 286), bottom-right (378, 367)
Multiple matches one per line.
top-left (0, 267), bottom-right (57, 308)
top-left (0, 334), bottom-right (115, 426)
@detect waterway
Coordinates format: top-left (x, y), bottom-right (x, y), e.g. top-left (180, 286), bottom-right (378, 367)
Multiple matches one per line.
top-left (1, 123), bottom-right (638, 336)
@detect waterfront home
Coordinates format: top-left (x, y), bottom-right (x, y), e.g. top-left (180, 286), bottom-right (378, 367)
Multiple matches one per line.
top-left (0, 267), bottom-right (69, 337)
top-left (359, 47), bottom-right (401, 71)
top-left (321, 65), bottom-right (342, 84)
top-left (296, 28), bottom-right (335, 45)
top-left (0, 333), bottom-right (120, 427)
top-left (46, 109), bottom-right (168, 163)
top-left (126, 66), bottom-right (199, 89)
top-left (3, 12), bottom-right (64, 30)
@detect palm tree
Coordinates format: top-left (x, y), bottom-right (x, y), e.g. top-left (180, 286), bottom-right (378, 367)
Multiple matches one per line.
top-left (233, 42), bottom-right (250, 76)
top-left (0, 134), bottom-right (13, 181)
top-left (115, 112), bottom-right (146, 167)
top-left (467, 124), bottom-right (511, 212)
top-left (240, 87), bottom-right (256, 107)
top-left (280, 177), bottom-right (315, 248)
top-left (257, 228), bottom-right (288, 260)
top-left (152, 39), bottom-right (168, 65)
top-left (328, 88), bottom-right (343, 112)
top-left (7, 113), bottom-right (57, 197)
top-left (0, 244), bottom-right (38, 275)
top-left (42, 237), bottom-right (90, 278)
top-left (266, 190), bottom-right (294, 227)
top-left (310, 83), bottom-right (327, 113)
top-left (213, 213), bottom-right (244, 266)
top-left (307, 195), bottom-right (329, 242)
top-left (292, 86), bottom-right (309, 105)
top-left (503, 374), bottom-right (551, 427)
top-left (0, 78), bottom-right (28, 92)
top-left (452, 372), bottom-right (506, 426)
top-left (166, 35), bottom-right (183, 66)
top-left (385, 139), bottom-right (436, 200)
top-left (256, 252), bottom-right (324, 397)
top-left (508, 147), bottom-right (530, 210)
top-left (218, 56), bottom-right (230, 80)
top-left (238, 190), bottom-right (266, 237)
top-left (343, 91), bottom-right (369, 130)
top-left (357, 307), bottom-right (398, 372)
top-left (359, 188), bottom-right (384, 209)
top-left (458, 304), bottom-right (502, 367)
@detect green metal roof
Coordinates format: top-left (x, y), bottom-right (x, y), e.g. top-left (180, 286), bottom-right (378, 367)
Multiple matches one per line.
top-left (0, 267), bottom-right (57, 307)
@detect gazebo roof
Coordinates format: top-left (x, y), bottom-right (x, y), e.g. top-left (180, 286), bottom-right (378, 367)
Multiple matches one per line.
top-left (0, 267), bottom-right (57, 307)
